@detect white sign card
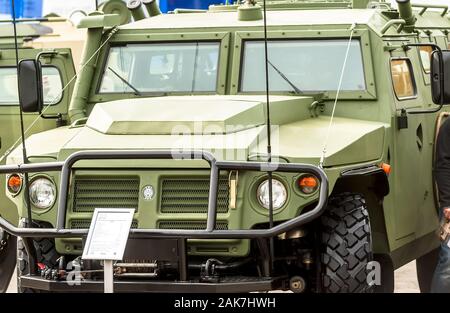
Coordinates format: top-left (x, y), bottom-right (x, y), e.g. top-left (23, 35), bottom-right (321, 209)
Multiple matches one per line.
top-left (82, 208), bottom-right (135, 261)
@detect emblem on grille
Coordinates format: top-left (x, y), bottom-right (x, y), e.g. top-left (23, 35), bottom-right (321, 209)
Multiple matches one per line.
top-left (142, 185), bottom-right (155, 200)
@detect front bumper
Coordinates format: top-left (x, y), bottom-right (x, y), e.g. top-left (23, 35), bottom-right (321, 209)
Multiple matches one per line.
top-left (1, 150), bottom-right (328, 292)
top-left (20, 275), bottom-right (284, 293)
top-left (0, 150), bottom-right (329, 240)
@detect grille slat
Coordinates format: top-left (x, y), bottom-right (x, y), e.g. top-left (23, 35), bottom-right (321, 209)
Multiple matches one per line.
top-left (158, 220), bottom-right (228, 230)
top-left (73, 176), bottom-right (140, 213)
top-left (74, 197), bottom-right (138, 201)
top-left (161, 177), bottom-right (229, 214)
top-left (70, 219), bottom-right (138, 229)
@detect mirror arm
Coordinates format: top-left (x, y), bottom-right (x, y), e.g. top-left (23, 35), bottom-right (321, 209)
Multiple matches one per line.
top-left (40, 113), bottom-right (62, 119)
top-left (35, 51), bottom-right (66, 125)
top-left (35, 51), bottom-right (58, 63)
top-left (41, 113), bottom-right (66, 128)
top-left (402, 43), bottom-right (444, 114)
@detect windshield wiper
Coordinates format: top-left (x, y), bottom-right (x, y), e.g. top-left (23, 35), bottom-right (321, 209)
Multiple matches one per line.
top-left (267, 60), bottom-right (302, 94)
top-left (107, 67), bottom-right (142, 96)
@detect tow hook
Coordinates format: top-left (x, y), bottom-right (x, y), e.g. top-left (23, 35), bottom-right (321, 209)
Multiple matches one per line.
top-left (200, 258), bottom-right (222, 283)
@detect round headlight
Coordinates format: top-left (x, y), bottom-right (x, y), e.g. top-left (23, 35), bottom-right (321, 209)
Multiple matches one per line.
top-left (29, 178), bottom-right (56, 209)
top-left (257, 179), bottom-right (287, 210)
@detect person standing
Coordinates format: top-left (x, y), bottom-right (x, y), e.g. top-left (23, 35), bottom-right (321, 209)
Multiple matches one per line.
top-left (432, 117), bottom-right (450, 293)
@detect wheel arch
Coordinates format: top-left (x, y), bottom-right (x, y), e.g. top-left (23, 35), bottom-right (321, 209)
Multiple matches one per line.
top-left (330, 166), bottom-right (390, 255)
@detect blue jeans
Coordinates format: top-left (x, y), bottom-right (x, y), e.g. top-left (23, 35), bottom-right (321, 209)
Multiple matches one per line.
top-left (431, 212), bottom-right (450, 293)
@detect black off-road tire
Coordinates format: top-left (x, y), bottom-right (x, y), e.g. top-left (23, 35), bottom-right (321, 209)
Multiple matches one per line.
top-left (320, 193), bottom-right (373, 293)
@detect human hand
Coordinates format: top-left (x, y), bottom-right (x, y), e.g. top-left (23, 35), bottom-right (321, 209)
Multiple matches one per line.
top-left (444, 207), bottom-right (450, 220)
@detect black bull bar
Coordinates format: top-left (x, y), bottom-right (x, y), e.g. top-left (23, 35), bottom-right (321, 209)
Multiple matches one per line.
top-left (0, 150), bottom-right (328, 239)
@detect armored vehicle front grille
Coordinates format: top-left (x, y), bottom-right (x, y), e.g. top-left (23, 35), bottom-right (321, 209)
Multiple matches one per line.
top-left (70, 219), bottom-right (139, 229)
top-left (158, 220), bottom-right (228, 230)
top-left (160, 177), bottom-right (229, 214)
top-left (72, 176), bottom-right (140, 213)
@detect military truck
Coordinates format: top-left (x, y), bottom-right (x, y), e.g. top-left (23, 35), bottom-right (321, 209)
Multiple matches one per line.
top-left (0, 0), bottom-right (131, 292)
top-left (0, 0), bottom-right (131, 224)
top-left (0, 0), bottom-right (449, 293)
top-left (0, 16), bottom-right (80, 226)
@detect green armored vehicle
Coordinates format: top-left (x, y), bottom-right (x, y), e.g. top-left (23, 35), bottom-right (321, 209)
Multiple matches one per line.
top-left (1, 0), bottom-right (449, 293)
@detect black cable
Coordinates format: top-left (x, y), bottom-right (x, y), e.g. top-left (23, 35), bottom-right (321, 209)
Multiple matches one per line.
top-left (12, 0), bottom-right (33, 226)
top-left (262, 0), bottom-right (275, 272)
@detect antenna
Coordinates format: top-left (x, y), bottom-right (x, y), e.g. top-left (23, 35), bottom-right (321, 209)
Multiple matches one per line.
top-left (11, 0), bottom-right (33, 226)
top-left (262, 0), bottom-right (275, 270)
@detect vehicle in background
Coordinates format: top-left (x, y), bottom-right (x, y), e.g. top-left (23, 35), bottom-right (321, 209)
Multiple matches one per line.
top-left (0, 0), bottom-right (131, 292)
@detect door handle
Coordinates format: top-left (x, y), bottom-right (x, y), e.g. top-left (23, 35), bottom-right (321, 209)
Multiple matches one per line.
top-left (416, 124), bottom-right (423, 151)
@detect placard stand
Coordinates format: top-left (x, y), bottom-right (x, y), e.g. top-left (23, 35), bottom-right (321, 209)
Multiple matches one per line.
top-left (104, 260), bottom-right (114, 293)
top-left (82, 208), bottom-right (135, 294)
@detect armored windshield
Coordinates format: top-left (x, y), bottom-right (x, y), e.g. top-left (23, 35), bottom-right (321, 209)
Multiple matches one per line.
top-left (240, 39), bottom-right (366, 93)
top-left (99, 42), bottom-right (220, 94)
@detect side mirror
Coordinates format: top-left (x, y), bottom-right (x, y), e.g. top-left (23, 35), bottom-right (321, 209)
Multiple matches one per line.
top-left (18, 59), bottom-right (43, 113)
top-left (431, 50), bottom-right (450, 105)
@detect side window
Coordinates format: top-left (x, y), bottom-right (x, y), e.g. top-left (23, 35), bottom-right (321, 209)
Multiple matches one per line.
top-left (418, 45), bottom-right (433, 73)
top-left (0, 66), bottom-right (63, 105)
top-left (42, 67), bottom-right (64, 104)
top-left (390, 58), bottom-right (416, 100)
top-left (0, 68), bottom-right (17, 104)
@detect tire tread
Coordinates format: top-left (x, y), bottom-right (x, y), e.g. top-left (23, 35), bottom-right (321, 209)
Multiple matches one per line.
top-left (321, 192), bottom-right (373, 293)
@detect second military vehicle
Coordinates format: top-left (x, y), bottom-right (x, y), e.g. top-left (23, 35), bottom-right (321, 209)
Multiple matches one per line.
top-left (0, 0), bottom-right (132, 292)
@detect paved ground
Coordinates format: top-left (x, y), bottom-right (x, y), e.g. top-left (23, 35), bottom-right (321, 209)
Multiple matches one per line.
top-left (394, 261), bottom-right (420, 293)
top-left (6, 260), bottom-right (420, 293)
top-left (6, 270), bottom-right (15, 293)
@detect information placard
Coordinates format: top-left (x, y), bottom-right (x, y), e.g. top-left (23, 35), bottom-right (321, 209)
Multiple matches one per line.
top-left (82, 208), bottom-right (135, 261)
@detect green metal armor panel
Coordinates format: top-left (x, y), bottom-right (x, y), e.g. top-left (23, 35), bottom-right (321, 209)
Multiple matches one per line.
top-left (3, 0), bottom-right (449, 266)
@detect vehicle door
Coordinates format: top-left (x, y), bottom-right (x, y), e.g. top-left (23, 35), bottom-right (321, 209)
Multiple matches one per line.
top-left (388, 43), bottom-right (437, 247)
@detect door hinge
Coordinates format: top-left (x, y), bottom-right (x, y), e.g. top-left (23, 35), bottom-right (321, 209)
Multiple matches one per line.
top-left (397, 109), bottom-right (408, 130)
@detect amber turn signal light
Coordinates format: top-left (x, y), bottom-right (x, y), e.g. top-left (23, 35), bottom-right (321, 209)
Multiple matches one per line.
top-left (7, 174), bottom-right (23, 195)
top-left (380, 163), bottom-right (391, 175)
top-left (298, 175), bottom-right (319, 194)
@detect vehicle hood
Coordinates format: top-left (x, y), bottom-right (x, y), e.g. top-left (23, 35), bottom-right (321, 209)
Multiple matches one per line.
top-left (7, 96), bottom-right (388, 167)
top-left (85, 95), bottom-right (313, 135)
